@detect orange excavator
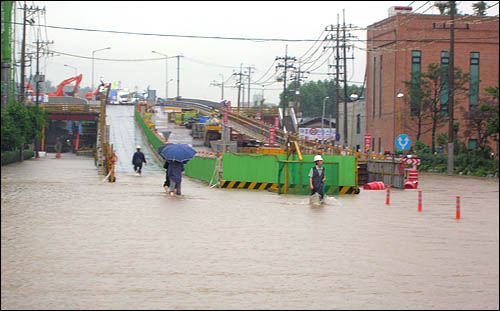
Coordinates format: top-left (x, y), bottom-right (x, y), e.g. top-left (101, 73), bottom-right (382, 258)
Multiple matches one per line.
top-left (48, 74), bottom-right (83, 97)
top-left (85, 85), bottom-right (100, 100)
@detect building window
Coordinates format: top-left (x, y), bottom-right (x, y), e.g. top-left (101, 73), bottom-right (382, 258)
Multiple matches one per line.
top-left (470, 52), bottom-right (480, 108)
top-left (378, 137), bottom-right (381, 154)
top-left (356, 114), bottom-right (361, 134)
top-left (379, 55), bottom-right (383, 118)
top-left (373, 56), bottom-right (377, 118)
top-left (372, 137), bottom-right (375, 152)
top-left (468, 139), bottom-right (477, 150)
top-left (410, 51), bottom-right (422, 116)
top-left (440, 51), bottom-right (449, 116)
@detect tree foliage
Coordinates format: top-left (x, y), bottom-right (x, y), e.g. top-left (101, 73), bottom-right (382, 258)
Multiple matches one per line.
top-left (1, 102), bottom-right (48, 152)
top-left (404, 63), bottom-right (469, 153)
top-left (462, 85), bottom-right (499, 151)
top-left (472, 1), bottom-right (488, 16)
top-left (281, 79), bottom-right (364, 118)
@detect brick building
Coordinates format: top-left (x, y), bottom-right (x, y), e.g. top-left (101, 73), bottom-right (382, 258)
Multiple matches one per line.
top-left (365, 12), bottom-right (499, 154)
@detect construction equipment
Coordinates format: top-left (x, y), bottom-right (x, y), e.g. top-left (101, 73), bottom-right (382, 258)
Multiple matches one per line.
top-left (203, 117), bottom-right (222, 146)
top-left (85, 86), bottom-right (100, 100)
top-left (49, 74), bottom-right (83, 97)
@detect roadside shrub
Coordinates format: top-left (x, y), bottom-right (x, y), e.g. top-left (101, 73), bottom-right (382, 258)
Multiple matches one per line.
top-left (1, 149), bottom-right (34, 166)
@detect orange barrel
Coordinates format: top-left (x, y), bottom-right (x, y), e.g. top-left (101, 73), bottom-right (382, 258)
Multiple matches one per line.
top-left (418, 190), bottom-right (422, 212)
top-left (408, 169), bottom-right (419, 181)
top-left (386, 186), bottom-right (391, 205)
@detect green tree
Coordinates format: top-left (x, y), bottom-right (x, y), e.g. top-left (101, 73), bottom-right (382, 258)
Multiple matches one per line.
top-left (404, 63), bottom-right (469, 153)
top-left (472, 1), bottom-right (488, 16)
top-left (1, 102), bottom-right (48, 152)
top-left (1, 106), bottom-right (23, 151)
top-left (463, 86), bottom-right (499, 151)
top-left (282, 79), bottom-right (363, 119)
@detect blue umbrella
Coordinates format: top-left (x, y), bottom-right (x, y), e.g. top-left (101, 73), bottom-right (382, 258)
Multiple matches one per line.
top-left (160, 143), bottom-right (197, 162)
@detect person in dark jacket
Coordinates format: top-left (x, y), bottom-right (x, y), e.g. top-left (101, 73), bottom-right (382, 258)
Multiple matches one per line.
top-left (163, 161), bottom-right (170, 192)
top-left (309, 155), bottom-right (326, 202)
top-left (132, 145), bottom-right (147, 175)
top-left (167, 160), bottom-right (185, 196)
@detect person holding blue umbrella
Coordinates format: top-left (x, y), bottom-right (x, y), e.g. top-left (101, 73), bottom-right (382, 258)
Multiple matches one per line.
top-left (160, 144), bottom-right (197, 196)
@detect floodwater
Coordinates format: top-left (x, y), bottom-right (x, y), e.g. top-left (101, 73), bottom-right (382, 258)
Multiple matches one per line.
top-left (1, 107), bottom-right (498, 310)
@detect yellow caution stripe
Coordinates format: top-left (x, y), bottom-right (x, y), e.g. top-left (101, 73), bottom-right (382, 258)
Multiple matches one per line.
top-left (220, 181), bottom-right (279, 191)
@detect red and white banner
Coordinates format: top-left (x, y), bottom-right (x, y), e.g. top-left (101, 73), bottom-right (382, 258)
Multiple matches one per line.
top-left (223, 112), bottom-right (228, 125)
top-left (274, 117), bottom-right (280, 129)
top-left (364, 134), bottom-right (372, 152)
top-left (269, 128), bottom-right (276, 145)
top-left (226, 100), bottom-right (231, 112)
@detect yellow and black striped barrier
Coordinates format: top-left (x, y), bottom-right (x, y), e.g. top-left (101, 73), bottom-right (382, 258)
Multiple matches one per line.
top-left (220, 181), bottom-right (279, 191)
top-left (219, 181), bottom-right (358, 195)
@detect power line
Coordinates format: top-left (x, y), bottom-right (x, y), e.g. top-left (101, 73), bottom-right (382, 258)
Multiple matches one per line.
top-left (4, 21), bottom-right (331, 42)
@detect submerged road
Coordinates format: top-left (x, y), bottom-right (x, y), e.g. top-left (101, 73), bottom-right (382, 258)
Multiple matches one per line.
top-left (1, 106), bottom-right (499, 309)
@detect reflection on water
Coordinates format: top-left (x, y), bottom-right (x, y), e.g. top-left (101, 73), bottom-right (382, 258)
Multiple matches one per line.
top-left (1, 155), bottom-right (498, 310)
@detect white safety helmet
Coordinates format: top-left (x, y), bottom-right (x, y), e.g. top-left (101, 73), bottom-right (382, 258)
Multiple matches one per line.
top-left (314, 155), bottom-right (323, 162)
top-left (136, 145), bottom-right (141, 149)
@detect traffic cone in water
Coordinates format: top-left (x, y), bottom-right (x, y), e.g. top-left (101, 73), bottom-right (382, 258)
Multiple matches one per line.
top-left (56, 152), bottom-right (60, 159)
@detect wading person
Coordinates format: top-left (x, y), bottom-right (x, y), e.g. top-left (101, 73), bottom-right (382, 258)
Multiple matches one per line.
top-left (132, 145), bottom-right (147, 175)
top-left (309, 155), bottom-right (326, 202)
top-left (163, 160), bottom-right (170, 192)
top-left (167, 160), bottom-right (184, 196)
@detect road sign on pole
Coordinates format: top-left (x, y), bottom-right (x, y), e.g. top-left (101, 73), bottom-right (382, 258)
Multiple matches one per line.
top-left (395, 134), bottom-right (412, 151)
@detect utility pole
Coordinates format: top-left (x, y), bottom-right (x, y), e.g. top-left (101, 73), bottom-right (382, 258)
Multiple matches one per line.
top-left (275, 45), bottom-right (296, 130)
top-left (247, 66), bottom-right (254, 108)
top-left (233, 64), bottom-right (244, 109)
top-left (343, 9), bottom-right (348, 147)
top-left (220, 74), bottom-right (224, 100)
top-left (293, 64), bottom-right (308, 117)
top-left (175, 55), bottom-right (183, 98)
top-left (447, 0), bottom-right (455, 176)
top-left (20, 1), bottom-right (27, 103)
top-left (325, 13), bottom-right (355, 146)
top-left (210, 74), bottom-right (225, 101)
top-left (34, 39), bottom-right (52, 108)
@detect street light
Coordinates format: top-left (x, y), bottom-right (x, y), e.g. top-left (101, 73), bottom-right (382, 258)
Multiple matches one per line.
top-left (64, 64), bottom-right (77, 76)
top-left (397, 92), bottom-right (404, 136)
top-left (322, 96), bottom-right (329, 144)
top-left (152, 50), bottom-right (169, 99)
top-left (91, 47), bottom-right (111, 91)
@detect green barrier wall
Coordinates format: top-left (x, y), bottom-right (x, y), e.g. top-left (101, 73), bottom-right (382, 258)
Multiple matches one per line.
top-left (222, 153), bottom-right (280, 183)
top-left (277, 156), bottom-right (340, 195)
top-left (184, 157), bottom-right (217, 183)
top-left (281, 154), bottom-right (356, 186)
top-left (135, 109), bottom-right (164, 151)
top-left (219, 153), bottom-right (356, 189)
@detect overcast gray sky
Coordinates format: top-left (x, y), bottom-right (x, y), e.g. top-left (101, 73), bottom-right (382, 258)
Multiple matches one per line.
top-left (16, 1), bottom-right (500, 105)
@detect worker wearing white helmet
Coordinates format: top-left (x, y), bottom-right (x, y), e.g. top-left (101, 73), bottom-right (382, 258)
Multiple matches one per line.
top-left (132, 145), bottom-right (147, 175)
top-left (309, 154), bottom-right (326, 202)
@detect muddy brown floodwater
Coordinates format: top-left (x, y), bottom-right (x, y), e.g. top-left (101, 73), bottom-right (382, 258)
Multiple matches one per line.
top-left (2, 136), bottom-right (499, 310)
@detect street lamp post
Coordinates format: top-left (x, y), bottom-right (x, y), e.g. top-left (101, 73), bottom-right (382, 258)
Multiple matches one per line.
top-left (152, 51), bottom-right (169, 100)
top-left (64, 64), bottom-right (77, 76)
top-left (92, 47), bottom-right (111, 91)
top-left (396, 93), bottom-right (404, 136)
top-left (322, 96), bottom-right (329, 144)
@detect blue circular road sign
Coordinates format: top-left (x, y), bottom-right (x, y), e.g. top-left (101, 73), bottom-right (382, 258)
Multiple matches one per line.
top-left (395, 134), bottom-right (412, 151)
